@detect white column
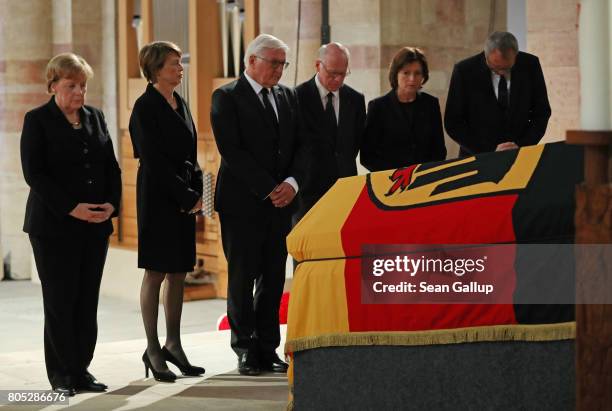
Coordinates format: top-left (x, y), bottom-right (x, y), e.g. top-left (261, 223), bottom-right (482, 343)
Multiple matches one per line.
top-left (579, 0), bottom-right (611, 129)
top-left (609, 0), bottom-right (612, 124)
top-left (52, 0), bottom-right (72, 54)
top-left (102, 0), bottom-right (119, 154)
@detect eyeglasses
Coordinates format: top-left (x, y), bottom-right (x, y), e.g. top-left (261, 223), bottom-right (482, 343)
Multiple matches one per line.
top-left (255, 55), bottom-right (290, 69)
top-left (321, 62), bottom-right (351, 78)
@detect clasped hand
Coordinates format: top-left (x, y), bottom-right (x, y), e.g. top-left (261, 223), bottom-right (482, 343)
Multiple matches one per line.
top-left (270, 182), bottom-right (296, 208)
top-left (69, 203), bottom-right (114, 223)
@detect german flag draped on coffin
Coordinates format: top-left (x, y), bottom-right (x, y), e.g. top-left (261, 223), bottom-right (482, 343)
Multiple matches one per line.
top-left (285, 142), bottom-right (583, 355)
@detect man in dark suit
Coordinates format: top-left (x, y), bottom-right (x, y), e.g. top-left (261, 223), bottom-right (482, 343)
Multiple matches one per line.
top-left (444, 31), bottom-right (551, 157)
top-left (295, 42), bottom-right (365, 221)
top-left (211, 34), bottom-right (305, 376)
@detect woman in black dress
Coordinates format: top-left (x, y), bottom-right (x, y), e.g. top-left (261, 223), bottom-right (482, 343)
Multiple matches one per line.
top-left (129, 41), bottom-right (204, 382)
top-left (21, 53), bottom-right (121, 395)
top-left (360, 47), bottom-right (447, 172)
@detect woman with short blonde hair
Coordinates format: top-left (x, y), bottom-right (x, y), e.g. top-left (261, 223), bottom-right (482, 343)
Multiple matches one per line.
top-left (21, 52), bottom-right (121, 396)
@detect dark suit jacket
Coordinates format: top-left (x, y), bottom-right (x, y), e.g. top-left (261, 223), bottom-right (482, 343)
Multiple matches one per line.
top-left (129, 84), bottom-right (203, 272)
top-left (210, 74), bottom-right (305, 217)
top-left (21, 97), bottom-right (121, 238)
top-left (444, 51), bottom-right (551, 157)
top-left (360, 90), bottom-right (447, 172)
top-left (295, 76), bottom-right (365, 216)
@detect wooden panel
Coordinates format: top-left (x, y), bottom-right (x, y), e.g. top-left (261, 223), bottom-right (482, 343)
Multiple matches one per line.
top-left (121, 235), bottom-right (138, 248)
top-left (121, 216), bottom-right (138, 238)
top-left (140, 0), bottom-right (153, 45)
top-left (244, 0), bottom-right (259, 46)
top-left (120, 134), bottom-right (134, 163)
top-left (196, 140), bottom-right (206, 168)
top-left (128, 77), bottom-right (148, 109)
top-left (184, 283), bottom-right (217, 301)
top-left (214, 270), bottom-right (228, 299)
top-left (122, 185), bottom-right (137, 218)
top-left (118, 0), bottom-right (140, 130)
top-left (188, 0), bottom-right (223, 130)
top-left (212, 77), bottom-right (237, 91)
top-left (200, 240), bottom-right (218, 256)
top-left (123, 157), bottom-right (138, 187)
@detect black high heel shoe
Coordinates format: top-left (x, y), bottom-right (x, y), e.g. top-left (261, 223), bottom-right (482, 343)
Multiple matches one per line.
top-left (162, 346), bottom-right (205, 376)
top-left (142, 350), bottom-right (176, 382)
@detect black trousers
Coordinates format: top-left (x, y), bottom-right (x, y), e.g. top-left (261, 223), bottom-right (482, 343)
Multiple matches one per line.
top-left (29, 234), bottom-right (109, 388)
top-left (219, 210), bottom-right (290, 357)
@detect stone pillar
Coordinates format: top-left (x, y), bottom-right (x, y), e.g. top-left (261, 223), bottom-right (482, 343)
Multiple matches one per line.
top-left (578, 0), bottom-right (610, 130)
top-left (330, 0), bottom-right (381, 102)
top-left (0, 0), bottom-right (53, 280)
top-left (72, 0), bottom-right (103, 110)
top-left (101, 0), bottom-right (119, 153)
top-left (52, 0), bottom-right (73, 54)
top-left (527, 0), bottom-right (580, 143)
top-left (260, 0), bottom-right (322, 87)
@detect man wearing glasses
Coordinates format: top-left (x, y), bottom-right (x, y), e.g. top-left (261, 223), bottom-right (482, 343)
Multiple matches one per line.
top-left (211, 34), bottom-right (306, 376)
top-left (294, 42), bottom-right (366, 222)
top-left (445, 31), bottom-right (551, 157)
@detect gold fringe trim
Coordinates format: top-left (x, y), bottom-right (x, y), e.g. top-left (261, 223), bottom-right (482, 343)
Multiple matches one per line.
top-left (285, 322), bottom-right (575, 353)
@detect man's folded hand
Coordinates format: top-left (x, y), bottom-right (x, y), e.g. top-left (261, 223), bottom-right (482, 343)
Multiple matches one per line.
top-left (269, 182), bottom-right (296, 208)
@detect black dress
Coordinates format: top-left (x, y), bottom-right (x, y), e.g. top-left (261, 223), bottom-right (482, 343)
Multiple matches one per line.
top-left (129, 84), bottom-right (203, 273)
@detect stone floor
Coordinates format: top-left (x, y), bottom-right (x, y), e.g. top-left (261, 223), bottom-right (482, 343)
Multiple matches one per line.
top-left (0, 281), bottom-right (289, 410)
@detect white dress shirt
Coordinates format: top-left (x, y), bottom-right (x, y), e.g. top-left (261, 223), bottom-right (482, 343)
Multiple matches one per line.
top-left (491, 71), bottom-right (512, 99)
top-left (315, 74), bottom-right (339, 124)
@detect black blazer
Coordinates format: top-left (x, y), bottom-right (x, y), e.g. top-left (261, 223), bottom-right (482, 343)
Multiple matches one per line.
top-left (444, 51), bottom-right (551, 157)
top-left (360, 90), bottom-right (447, 172)
top-left (296, 76), bottom-right (365, 214)
top-left (129, 84), bottom-right (203, 273)
top-left (210, 74), bottom-right (305, 217)
top-left (21, 97), bottom-right (121, 238)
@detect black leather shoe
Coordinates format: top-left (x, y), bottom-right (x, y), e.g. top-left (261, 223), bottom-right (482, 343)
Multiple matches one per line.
top-left (260, 352), bottom-right (289, 373)
top-left (238, 352), bottom-right (261, 376)
top-left (75, 371), bottom-right (108, 392)
top-left (53, 385), bottom-right (76, 396)
top-left (52, 375), bottom-right (76, 396)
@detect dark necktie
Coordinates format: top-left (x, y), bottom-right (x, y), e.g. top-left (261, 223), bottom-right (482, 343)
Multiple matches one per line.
top-left (325, 92), bottom-right (338, 144)
top-left (497, 75), bottom-right (509, 110)
top-left (260, 88), bottom-right (279, 132)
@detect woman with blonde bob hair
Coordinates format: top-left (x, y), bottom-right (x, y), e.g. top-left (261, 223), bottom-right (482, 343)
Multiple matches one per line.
top-left (129, 41), bottom-right (204, 382)
top-left (21, 53), bottom-right (121, 395)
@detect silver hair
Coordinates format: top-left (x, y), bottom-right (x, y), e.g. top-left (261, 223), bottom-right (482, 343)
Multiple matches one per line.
top-left (317, 42), bottom-right (351, 63)
top-left (484, 31), bottom-right (519, 56)
top-left (243, 33), bottom-right (290, 67)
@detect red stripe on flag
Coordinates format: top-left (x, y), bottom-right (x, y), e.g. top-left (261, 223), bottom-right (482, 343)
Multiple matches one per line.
top-left (341, 186), bottom-right (519, 332)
